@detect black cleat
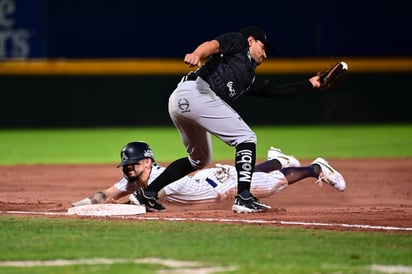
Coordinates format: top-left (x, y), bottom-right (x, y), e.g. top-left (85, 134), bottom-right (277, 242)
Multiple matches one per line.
top-left (232, 194), bottom-right (271, 213)
top-left (136, 188), bottom-right (166, 212)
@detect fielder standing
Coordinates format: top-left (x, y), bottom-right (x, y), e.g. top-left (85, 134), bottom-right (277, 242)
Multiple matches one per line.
top-left (135, 26), bottom-right (342, 213)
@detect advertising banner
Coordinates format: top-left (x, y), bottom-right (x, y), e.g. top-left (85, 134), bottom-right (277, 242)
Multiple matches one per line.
top-left (0, 0), bottom-right (44, 59)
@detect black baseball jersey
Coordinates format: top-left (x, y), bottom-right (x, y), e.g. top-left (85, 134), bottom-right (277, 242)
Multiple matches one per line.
top-left (196, 32), bottom-right (313, 103)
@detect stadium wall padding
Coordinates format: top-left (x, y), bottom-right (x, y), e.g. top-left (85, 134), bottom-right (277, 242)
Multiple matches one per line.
top-left (1, 72), bottom-right (410, 127)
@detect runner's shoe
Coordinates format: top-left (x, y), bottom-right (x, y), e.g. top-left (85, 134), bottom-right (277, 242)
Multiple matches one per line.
top-left (232, 194), bottom-right (271, 213)
top-left (128, 193), bottom-right (142, 206)
top-left (267, 147), bottom-right (301, 168)
top-left (135, 188), bottom-right (166, 212)
top-left (311, 157), bottom-right (346, 192)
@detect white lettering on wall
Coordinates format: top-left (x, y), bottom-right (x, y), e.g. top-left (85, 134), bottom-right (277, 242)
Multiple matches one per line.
top-left (0, 0), bottom-right (30, 58)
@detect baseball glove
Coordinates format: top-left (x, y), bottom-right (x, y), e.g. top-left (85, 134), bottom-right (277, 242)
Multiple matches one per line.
top-left (318, 61), bottom-right (348, 90)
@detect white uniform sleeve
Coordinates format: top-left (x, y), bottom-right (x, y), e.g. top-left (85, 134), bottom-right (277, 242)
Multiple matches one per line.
top-left (113, 164), bottom-right (166, 193)
top-left (148, 163), bottom-right (165, 184)
top-left (113, 177), bottom-right (130, 192)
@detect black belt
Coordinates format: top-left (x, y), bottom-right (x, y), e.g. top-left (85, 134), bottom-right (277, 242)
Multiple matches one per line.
top-left (182, 72), bottom-right (198, 82)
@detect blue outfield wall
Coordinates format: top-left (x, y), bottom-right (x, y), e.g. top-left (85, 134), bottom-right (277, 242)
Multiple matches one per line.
top-left (1, 0), bottom-right (411, 59)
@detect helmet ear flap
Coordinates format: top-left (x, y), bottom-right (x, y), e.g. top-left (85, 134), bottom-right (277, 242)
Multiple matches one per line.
top-left (117, 141), bottom-right (155, 167)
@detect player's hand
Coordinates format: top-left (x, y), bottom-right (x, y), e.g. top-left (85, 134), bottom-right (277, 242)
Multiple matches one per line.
top-left (309, 75), bottom-right (321, 89)
top-left (184, 53), bottom-right (202, 67)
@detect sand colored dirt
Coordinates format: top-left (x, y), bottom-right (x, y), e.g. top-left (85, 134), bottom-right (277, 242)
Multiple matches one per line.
top-left (1, 158), bottom-right (411, 232)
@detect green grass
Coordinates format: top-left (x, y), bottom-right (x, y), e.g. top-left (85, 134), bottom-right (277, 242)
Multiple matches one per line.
top-left (0, 216), bottom-right (411, 274)
top-left (0, 124), bottom-right (411, 165)
top-left (1, 124), bottom-right (411, 273)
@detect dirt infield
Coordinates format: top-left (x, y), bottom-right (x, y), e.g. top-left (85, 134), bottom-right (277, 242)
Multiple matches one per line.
top-left (1, 158), bottom-right (411, 232)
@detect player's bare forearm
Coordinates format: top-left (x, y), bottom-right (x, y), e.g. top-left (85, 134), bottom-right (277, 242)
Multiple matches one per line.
top-left (184, 40), bottom-right (220, 67)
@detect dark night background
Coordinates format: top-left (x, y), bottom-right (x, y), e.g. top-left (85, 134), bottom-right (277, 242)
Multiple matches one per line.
top-left (1, 0), bottom-right (411, 127)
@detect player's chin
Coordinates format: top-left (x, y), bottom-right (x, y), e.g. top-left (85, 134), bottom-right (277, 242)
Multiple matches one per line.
top-left (255, 58), bottom-right (264, 66)
top-left (127, 173), bottom-right (138, 181)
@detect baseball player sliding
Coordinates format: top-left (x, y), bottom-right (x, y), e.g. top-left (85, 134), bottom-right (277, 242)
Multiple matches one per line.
top-left (72, 142), bottom-right (346, 210)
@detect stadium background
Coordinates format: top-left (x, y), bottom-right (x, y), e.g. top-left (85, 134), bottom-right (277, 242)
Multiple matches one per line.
top-left (1, 0), bottom-right (411, 127)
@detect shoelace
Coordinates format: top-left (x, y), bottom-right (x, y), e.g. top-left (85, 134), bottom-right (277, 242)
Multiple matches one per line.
top-left (315, 173), bottom-right (338, 188)
top-left (315, 174), bottom-right (325, 187)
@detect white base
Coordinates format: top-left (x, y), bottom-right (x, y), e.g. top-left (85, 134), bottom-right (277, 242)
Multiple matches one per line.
top-left (67, 204), bottom-right (146, 216)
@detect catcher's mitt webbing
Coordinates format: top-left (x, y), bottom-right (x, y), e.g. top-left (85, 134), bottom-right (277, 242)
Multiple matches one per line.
top-left (319, 61), bottom-right (348, 90)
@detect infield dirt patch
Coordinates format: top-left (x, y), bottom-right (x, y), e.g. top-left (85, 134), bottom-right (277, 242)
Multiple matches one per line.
top-left (1, 158), bottom-right (411, 232)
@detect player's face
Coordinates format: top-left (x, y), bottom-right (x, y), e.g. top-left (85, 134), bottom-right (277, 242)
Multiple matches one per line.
top-left (124, 159), bottom-right (150, 180)
top-left (249, 38), bottom-right (267, 65)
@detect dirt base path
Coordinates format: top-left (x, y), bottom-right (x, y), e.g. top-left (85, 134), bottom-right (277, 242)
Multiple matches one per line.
top-left (1, 159), bottom-right (411, 232)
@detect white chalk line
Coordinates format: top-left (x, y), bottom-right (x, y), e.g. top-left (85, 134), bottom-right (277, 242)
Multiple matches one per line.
top-left (2, 210), bottom-right (412, 232)
top-left (0, 257), bottom-right (238, 273)
top-left (1, 258), bottom-right (411, 274)
top-left (369, 264), bottom-right (412, 274)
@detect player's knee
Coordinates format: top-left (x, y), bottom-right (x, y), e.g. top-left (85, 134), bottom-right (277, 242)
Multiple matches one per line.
top-left (245, 132), bottom-right (257, 143)
top-left (233, 132), bottom-right (257, 146)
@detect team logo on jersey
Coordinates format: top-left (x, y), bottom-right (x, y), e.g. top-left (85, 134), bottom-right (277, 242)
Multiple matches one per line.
top-left (178, 98), bottom-right (190, 113)
top-left (226, 82), bottom-right (236, 97)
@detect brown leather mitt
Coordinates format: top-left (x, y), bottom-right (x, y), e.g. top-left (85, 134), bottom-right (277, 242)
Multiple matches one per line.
top-left (318, 61), bottom-right (348, 90)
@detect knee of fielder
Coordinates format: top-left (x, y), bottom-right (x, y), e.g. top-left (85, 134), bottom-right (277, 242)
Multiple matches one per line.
top-left (232, 129), bottom-right (257, 146)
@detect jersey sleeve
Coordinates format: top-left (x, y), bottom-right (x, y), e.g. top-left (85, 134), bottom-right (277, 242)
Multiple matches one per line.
top-left (114, 178), bottom-right (131, 192)
top-left (247, 76), bottom-right (313, 99)
top-left (148, 163), bottom-right (166, 185)
top-left (215, 32), bottom-right (249, 55)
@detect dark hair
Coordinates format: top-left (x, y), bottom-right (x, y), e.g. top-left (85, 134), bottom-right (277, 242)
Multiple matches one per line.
top-left (238, 26), bottom-right (275, 54)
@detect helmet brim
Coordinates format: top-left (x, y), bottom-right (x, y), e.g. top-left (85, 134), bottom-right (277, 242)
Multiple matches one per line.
top-left (116, 158), bottom-right (140, 168)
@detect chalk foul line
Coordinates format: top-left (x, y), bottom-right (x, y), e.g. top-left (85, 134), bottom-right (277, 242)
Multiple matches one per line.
top-left (1, 258), bottom-right (411, 274)
top-left (0, 257), bottom-right (238, 273)
top-left (2, 210), bottom-right (412, 232)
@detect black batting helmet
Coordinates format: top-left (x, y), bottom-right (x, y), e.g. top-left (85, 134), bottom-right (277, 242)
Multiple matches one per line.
top-left (117, 141), bottom-right (155, 167)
